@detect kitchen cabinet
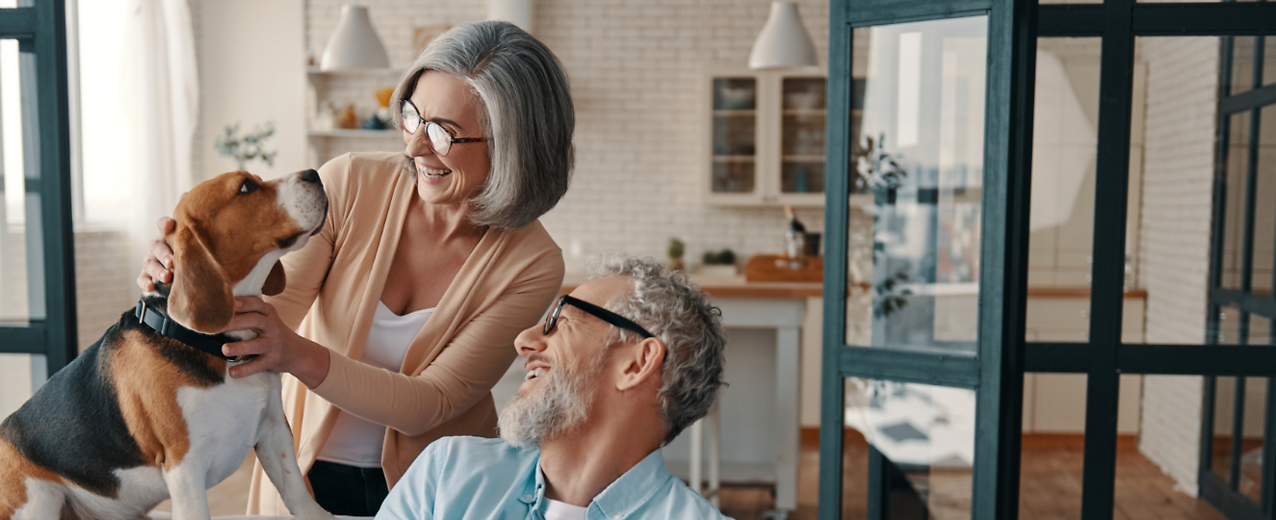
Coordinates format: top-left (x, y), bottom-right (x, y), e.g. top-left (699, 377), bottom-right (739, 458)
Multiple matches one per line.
top-left (704, 67), bottom-right (844, 207)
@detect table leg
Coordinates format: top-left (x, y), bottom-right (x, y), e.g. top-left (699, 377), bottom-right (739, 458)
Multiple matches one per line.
top-left (708, 399), bottom-right (721, 507)
top-left (690, 416), bottom-right (703, 495)
top-left (775, 326), bottom-right (800, 512)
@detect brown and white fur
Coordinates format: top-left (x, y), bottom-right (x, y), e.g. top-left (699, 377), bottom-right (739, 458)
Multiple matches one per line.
top-left (0, 169), bottom-right (335, 520)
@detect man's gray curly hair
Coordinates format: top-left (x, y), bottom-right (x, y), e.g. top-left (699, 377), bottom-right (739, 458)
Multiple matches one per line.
top-left (587, 254), bottom-right (727, 445)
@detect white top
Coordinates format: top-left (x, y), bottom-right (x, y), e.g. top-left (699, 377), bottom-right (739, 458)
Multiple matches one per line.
top-left (317, 301), bottom-right (433, 467)
top-left (543, 499), bottom-right (588, 520)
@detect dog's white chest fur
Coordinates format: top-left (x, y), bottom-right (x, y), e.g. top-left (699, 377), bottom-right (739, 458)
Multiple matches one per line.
top-left (177, 368), bottom-right (275, 483)
top-left (10, 370), bottom-right (292, 520)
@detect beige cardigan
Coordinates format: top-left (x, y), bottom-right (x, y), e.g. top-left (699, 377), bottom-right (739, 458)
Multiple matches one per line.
top-left (245, 152), bottom-right (564, 514)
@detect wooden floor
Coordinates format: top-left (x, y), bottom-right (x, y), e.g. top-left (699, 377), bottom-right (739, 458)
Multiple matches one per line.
top-left (150, 454), bottom-right (255, 517)
top-left (717, 442), bottom-right (1232, 520)
top-left (163, 440), bottom-right (1232, 520)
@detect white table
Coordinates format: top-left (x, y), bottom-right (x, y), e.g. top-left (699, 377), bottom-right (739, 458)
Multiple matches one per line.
top-left (688, 294), bottom-right (804, 516)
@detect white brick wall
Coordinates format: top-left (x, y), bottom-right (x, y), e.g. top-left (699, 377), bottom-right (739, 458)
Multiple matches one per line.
top-left (72, 229), bottom-right (136, 352)
top-left (1135, 36), bottom-right (1220, 496)
top-left (303, 0), bottom-right (831, 271)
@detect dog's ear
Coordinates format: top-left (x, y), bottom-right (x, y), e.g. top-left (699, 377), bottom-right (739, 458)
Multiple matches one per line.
top-left (168, 225), bottom-right (234, 334)
top-left (262, 260), bottom-right (287, 296)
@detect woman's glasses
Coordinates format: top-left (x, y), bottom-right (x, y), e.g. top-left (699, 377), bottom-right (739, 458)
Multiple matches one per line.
top-left (400, 99), bottom-right (485, 156)
top-left (543, 295), bottom-right (655, 339)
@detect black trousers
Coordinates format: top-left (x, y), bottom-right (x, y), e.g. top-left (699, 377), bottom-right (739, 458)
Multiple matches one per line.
top-left (308, 460), bottom-right (390, 517)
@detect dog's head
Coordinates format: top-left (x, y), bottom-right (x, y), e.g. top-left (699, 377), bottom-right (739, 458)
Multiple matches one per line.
top-left (166, 169), bottom-right (328, 334)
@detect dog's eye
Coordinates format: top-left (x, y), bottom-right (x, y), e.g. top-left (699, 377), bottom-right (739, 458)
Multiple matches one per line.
top-left (239, 180), bottom-right (257, 194)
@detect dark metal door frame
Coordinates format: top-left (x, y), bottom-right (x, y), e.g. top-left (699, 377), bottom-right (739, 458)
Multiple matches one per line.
top-left (825, 1), bottom-right (1276, 519)
top-left (1035, 4), bottom-right (1276, 520)
top-left (820, 1), bottom-right (1036, 518)
top-left (1200, 21), bottom-right (1276, 520)
top-left (0, 0), bottom-right (78, 377)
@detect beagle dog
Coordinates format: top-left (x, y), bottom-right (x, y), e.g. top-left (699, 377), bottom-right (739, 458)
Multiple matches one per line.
top-left (0, 170), bottom-right (335, 520)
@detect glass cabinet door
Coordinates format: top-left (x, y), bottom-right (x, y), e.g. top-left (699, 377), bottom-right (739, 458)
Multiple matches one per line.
top-left (781, 76), bottom-right (827, 196)
top-left (710, 77), bottom-right (758, 196)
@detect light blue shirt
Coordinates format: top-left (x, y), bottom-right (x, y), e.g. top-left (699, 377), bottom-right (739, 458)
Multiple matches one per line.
top-left (376, 436), bottom-right (733, 520)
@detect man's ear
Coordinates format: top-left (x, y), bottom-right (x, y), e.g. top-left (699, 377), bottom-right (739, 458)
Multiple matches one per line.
top-left (616, 337), bottom-right (666, 392)
top-left (168, 225), bottom-right (234, 334)
top-left (262, 260), bottom-right (287, 296)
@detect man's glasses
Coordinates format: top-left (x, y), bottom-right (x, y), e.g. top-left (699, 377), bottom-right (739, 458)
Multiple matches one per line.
top-left (544, 295), bottom-right (655, 340)
top-left (400, 99), bottom-right (486, 157)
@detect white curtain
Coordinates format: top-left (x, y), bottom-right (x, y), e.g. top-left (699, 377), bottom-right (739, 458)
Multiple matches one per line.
top-left (120, 0), bottom-right (198, 292)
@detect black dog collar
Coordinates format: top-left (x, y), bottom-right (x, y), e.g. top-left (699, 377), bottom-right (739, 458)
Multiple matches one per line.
top-left (134, 300), bottom-right (245, 362)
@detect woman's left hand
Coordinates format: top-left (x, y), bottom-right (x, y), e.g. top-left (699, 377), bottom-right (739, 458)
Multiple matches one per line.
top-left (221, 296), bottom-right (331, 387)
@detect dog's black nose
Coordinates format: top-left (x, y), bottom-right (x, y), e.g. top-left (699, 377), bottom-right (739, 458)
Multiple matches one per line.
top-left (301, 169), bottom-right (320, 183)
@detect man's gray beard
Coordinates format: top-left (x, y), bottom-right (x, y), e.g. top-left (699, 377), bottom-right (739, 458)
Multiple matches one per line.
top-left (498, 357), bottom-right (598, 448)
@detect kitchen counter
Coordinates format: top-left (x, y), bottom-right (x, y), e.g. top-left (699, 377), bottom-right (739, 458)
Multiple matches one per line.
top-left (564, 272), bottom-right (1146, 300)
top-left (561, 272), bottom-right (822, 299)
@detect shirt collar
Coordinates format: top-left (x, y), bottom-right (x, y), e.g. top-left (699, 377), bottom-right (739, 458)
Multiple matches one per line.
top-left (522, 448), bottom-right (673, 520)
top-left (590, 449), bottom-right (673, 520)
top-left (519, 449), bottom-right (546, 506)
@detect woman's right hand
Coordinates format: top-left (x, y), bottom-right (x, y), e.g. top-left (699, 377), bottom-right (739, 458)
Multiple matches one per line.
top-left (136, 217), bottom-right (176, 293)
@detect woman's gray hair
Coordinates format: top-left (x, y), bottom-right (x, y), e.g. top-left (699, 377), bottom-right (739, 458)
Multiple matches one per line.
top-left (391, 21), bottom-right (574, 231)
top-left (587, 254), bottom-right (728, 445)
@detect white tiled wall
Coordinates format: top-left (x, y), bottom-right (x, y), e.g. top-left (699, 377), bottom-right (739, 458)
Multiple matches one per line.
top-left (303, 0), bottom-right (831, 271)
top-left (1135, 36), bottom-right (1221, 496)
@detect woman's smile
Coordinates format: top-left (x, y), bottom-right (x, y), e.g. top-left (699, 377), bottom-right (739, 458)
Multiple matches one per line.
top-left (416, 162), bottom-right (452, 180)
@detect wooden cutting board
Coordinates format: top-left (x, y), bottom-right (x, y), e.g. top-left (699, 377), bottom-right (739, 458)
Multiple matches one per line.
top-left (745, 254), bottom-right (824, 283)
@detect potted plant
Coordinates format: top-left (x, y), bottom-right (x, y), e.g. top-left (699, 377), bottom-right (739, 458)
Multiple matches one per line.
top-left (698, 248), bottom-right (738, 277)
top-left (667, 237), bottom-right (686, 271)
top-left (215, 122), bottom-right (277, 171)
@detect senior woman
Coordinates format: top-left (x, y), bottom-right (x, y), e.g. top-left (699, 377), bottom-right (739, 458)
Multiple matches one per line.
top-left (137, 21), bottom-right (573, 516)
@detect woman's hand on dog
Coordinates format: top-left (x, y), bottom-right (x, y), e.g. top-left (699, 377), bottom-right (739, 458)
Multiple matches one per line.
top-left (137, 217), bottom-right (176, 292)
top-left (220, 296), bottom-right (332, 388)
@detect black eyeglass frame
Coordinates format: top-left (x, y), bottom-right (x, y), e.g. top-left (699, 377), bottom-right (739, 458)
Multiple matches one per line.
top-left (544, 294), bottom-right (655, 340)
top-left (399, 99), bottom-right (486, 156)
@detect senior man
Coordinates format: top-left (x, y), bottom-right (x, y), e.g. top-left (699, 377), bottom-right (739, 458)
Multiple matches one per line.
top-left (375, 255), bottom-right (730, 520)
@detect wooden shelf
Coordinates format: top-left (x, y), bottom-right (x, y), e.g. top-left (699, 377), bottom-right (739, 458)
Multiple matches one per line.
top-left (782, 155), bottom-right (826, 162)
top-left (782, 109), bottom-right (827, 116)
top-left (1026, 287), bottom-right (1148, 299)
top-left (713, 109), bottom-right (758, 116)
top-left (713, 155), bottom-right (757, 162)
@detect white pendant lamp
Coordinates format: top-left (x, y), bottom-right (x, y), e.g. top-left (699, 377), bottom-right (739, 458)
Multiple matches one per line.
top-left (320, 5), bottom-right (391, 71)
top-left (748, 1), bottom-right (818, 70)
top-left (489, 0), bottom-right (534, 34)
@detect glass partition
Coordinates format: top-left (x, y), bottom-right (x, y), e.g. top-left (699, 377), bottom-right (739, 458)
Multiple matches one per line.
top-left (1, 37), bottom-right (36, 325)
top-left (846, 378), bottom-right (976, 520)
top-left (846, 16), bottom-right (987, 355)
